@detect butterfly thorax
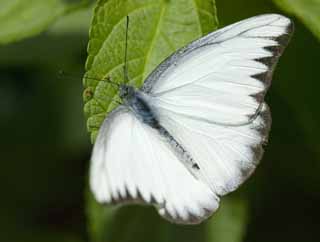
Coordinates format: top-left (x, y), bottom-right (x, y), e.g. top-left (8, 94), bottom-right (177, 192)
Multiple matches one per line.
top-left (119, 84), bottom-right (135, 100)
top-left (120, 84), bottom-right (161, 129)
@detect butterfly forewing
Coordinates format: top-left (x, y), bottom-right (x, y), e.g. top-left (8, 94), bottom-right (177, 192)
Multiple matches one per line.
top-left (91, 106), bottom-right (219, 224)
top-left (143, 14), bottom-right (293, 126)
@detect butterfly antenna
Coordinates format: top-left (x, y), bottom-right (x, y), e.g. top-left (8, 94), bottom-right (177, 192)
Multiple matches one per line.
top-left (58, 70), bottom-right (120, 89)
top-left (123, 15), bottom-right (130, 83)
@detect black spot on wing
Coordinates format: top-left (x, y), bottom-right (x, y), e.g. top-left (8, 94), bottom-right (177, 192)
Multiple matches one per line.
top-left (254, 91), bottom-right (265, 103)
top-left (108, 186), bottom-right (160, 207)
top-left (192, 163), bottom-right (200, 170)
top-left (251, 72), bottom-right (272, 86)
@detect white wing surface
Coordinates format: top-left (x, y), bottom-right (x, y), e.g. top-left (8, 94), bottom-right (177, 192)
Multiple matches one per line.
top-left (90, 106), bottom-right (219, 224)
top-left (143, 14), bottom-right (293, 125)
top-left (141, 14), bottom-right (292, 195)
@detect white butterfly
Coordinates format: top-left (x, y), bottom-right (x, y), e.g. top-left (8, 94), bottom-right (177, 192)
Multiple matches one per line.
top-left (90, 14), bottom-right (293, 224)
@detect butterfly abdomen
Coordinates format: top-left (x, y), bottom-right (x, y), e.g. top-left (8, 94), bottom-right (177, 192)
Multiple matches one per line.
top-left (159, 127), bottom-right (201, 174)
top-left (126, 89), bottom-right (201, 174)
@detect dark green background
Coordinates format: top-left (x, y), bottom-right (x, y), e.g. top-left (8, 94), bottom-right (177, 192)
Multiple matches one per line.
top-left (0, 0), bottom-right (319, 241)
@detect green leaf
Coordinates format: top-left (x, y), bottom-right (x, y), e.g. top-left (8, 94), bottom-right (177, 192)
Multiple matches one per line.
top-left (83, 0), bottom-right (218, 142)
top-left (0, 0), bottom-right (90, 45)
top-left (273, 0), bottom-right (320, 40)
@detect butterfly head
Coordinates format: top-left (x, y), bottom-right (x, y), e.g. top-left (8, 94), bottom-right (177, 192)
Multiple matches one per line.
top-left (119, 84), bottom-right (135, 100)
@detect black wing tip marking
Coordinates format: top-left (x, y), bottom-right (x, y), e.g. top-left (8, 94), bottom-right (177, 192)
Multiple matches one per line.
top-left (142, 14), bottom-right (294, 95)
top-left (278, 18), bottom-right (295, 46)
top-left (254, 17), bottom-right (294, 69)
top-left (250, 18), bottom-right (294, 104)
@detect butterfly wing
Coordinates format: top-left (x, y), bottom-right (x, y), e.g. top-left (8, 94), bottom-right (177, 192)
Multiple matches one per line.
top-left (91, 14), bottom-right (293, 224)
top-left (141, 14), bottom-right (292, 195)
top-left (143, 14), bottom-right (293, 125)
top-left (90, 106), bottom-right (219, 224)
top-left (151, 103), bottom-right (270, 196)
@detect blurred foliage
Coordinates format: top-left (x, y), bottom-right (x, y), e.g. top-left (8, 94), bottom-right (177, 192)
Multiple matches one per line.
top-left (0, 0), bottom-right (91, 45)
top-left (0, 4), bottom-right (93, 242)
top-left (273, 0), bottom-right (320, 40)
top-left (0, 0), bottom-right (319, 242)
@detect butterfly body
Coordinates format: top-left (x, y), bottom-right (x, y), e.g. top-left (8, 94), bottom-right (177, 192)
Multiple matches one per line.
top-left (120, 84), bottom-right (161, 129)
top-left (90, 14), bottom-right (293, 224)
top-left (120, 83), bottom-right (200, 175)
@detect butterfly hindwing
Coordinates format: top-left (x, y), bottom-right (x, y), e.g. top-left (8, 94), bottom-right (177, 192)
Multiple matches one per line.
top-left (90, 106), bottom-right (219, 224)
top-left (151, 103), bottom-right (271, 196)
